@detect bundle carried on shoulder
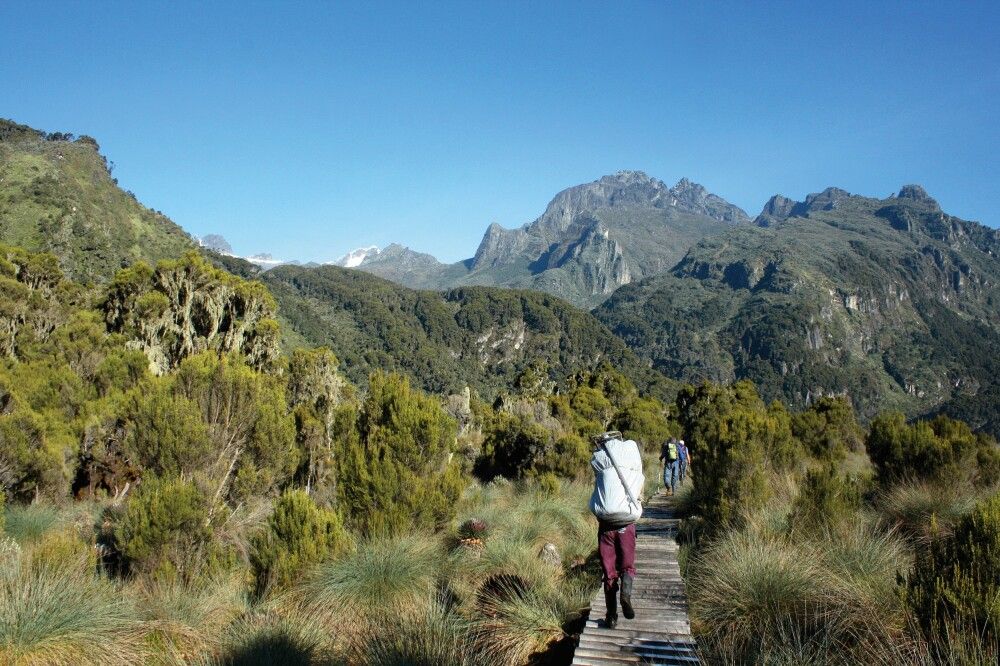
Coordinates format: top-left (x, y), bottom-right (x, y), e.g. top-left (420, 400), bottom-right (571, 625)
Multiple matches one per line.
top-left (589, 432), bottom-right (645, 529)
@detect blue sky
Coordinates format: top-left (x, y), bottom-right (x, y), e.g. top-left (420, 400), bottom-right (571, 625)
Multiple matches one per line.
top-left (2, 1), bottom-right (998, 263)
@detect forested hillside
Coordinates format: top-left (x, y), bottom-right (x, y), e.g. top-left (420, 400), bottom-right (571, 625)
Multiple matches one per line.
top-left (0, 119), bottom-right (195, 282)
top-left (257, 261), bottom-right (669, 397)
top-left (596, 185), bottom-right (1000, 436)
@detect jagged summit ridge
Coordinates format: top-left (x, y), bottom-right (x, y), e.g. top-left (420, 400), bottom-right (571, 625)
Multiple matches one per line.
top-left (754, 184), bottom-right (942, 227)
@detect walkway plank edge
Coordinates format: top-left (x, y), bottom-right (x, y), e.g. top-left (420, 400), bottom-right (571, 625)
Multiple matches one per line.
top-left (571, 491), bottom-right (699, 666)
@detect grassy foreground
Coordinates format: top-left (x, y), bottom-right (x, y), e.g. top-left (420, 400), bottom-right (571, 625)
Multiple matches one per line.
top-left (0, 479), bottom-right (598, 666)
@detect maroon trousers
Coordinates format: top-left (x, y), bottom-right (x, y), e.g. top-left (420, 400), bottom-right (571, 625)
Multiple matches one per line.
top-left (598, 523), bottom-right (636, 590)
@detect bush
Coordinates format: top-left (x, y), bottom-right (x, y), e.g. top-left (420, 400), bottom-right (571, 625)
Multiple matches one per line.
top-left (787, 464), bottom-right (863, 534)
top-left (676, 382), bottom-right (803, 528)
top-left (907, 491), bottom-right (1000, 649)
top-left (120, 382), bottom-right (213, 478)
top-left (250, 490), bottom-right (350, 596)
top-left (867, 412), bottom-right (999, 487)
top-left (791, 396), bottom-right (864, 463)
top-left (336, 372), bottom-right (465, 534)
top-left (113, 477), bottom-right (217, 580)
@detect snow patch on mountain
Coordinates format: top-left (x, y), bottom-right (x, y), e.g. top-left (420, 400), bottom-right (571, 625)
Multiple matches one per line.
top-left (334, 246), bottom-right (381, 267)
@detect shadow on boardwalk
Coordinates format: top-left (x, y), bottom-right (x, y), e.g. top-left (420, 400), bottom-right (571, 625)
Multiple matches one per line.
top-left (571, 491), bottom-right (698, 665)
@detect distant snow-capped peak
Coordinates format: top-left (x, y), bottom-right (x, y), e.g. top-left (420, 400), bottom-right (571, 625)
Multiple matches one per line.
top-left (333, 245), bottom-right (380, 268)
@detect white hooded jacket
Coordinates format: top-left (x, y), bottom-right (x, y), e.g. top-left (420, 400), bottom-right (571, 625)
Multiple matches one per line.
top-left (588, 438), bottom-right (644, 526)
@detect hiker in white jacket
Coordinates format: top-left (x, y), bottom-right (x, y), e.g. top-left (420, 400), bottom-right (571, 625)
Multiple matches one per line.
top-left (588, 431), bottom-right (644, 629)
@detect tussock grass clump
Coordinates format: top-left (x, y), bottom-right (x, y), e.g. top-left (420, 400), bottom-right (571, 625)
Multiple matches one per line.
top-left (302, 532), bottom-right (442, 635)
top-left (3, 503), bottom-right (60, 544)
top-left (473, 580), bottom-right (587, 665)
top-left (689, 518), bottom-right (913, 664)
top-left (0, 551), bottom-right (145, 665)
top-left (136, 575), bottom-right (246, 663)
top-left (198, 605), bottom-right (331, 666)
top-left (354, 600), bottom-right (485, 666)
top-left (880, 480), bottom-right (980, 544)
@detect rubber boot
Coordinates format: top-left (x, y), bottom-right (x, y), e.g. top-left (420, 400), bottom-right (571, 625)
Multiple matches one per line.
top-left (620, 573), bottom-right (635, 620)
top-left (603, 579), bottom-right (618, 629)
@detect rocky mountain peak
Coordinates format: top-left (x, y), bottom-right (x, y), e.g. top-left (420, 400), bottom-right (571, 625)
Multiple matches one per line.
top-left (199, 234), bottom-right (233, 255)
top-left (895, 184), bottom-right (941, 210)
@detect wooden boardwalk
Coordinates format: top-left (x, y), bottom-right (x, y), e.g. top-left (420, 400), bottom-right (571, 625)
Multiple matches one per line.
top-left (571, 491), bottom-right (699, 666)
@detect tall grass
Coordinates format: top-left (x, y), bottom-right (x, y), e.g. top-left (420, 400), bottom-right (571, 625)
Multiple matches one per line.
top-left (880, 480), bottom-right (980, 544)
top-left (3, 504), bottom-right (60, 544)
top-left (688, 515), bottom-right (913, 664)
top-left (300, 532), bottom-right (443, 646)
top-left (0, 550), bottom-right (146, 665)
top-left (136, 575), bottom-right (246, 663)
top-left (196, 604), bottom-right (332, 666)
top-left (353, 599), bottom-right (486, 666)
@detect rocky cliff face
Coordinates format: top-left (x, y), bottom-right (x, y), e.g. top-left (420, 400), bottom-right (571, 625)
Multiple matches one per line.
top-left (596, 185), bottom-right (1000, 435)
top-left (352, 171), bottom-right (747, 308)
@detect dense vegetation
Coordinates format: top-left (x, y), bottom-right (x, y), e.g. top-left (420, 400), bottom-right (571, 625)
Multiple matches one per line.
top-left (0, 243), bottom-right (675, 664)
top-left (674, 380), bottom-right (1000, 663)
top-left (253, 260), bottom-right (669, 398)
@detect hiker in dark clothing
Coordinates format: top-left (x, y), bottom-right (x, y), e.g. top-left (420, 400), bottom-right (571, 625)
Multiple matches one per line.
top-left (678, 439), bottom-right (690, 485)
top-left (660, 437), bottom-right (680, 495)
top-left (589, 431), bottom-right (645, 629)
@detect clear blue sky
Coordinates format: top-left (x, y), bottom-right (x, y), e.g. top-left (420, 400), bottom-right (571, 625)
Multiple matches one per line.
top-left (2, 1), bottom-right (998, 263)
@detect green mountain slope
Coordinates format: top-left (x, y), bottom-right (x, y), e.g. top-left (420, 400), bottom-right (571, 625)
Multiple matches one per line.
top-left (0, 119), bottom-right (194, 282)
top-left (252, 261), bottom-right (668, 397)
top-left (595, 185), bottom-right (1000, 434)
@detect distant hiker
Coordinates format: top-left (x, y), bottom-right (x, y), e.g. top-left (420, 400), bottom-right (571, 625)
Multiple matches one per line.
top-left (660, 437), bottom-right (680, 495)
top-left (589, 431), bottom-right (644, 629)
top-left (678, 439), bottom-right (690, 485)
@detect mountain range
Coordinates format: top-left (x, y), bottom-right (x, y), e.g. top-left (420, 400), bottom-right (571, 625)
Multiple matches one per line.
top-left (3, 118), bottom-right (999, 435)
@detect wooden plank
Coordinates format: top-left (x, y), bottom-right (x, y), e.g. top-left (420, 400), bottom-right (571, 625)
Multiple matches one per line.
top-left (571, 491), bottom-right (700, 666)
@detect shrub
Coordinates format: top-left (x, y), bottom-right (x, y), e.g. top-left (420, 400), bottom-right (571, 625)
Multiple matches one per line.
top-left (866, 412), bottom-right (999, 487)
top-left (906, 491), bottom-right (1000, 649)
top-left (787, 464), bottom-right (862, 534)
top-left (336, 372), bottom-right (465, 534)
top-left (113, 476), bottom-right (216, 580)
top-left (119, 382), bottom-right (213, 478)
top-left (791, 396), bottom-right (864, 462)
top-left (250, 490), bottom-right (350, 596)
top-left (677, 382), bottom-right (805, 529)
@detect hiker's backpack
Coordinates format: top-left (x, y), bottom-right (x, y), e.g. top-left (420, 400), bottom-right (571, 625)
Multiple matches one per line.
top-left (666, 441), bottom-right (678, 461)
